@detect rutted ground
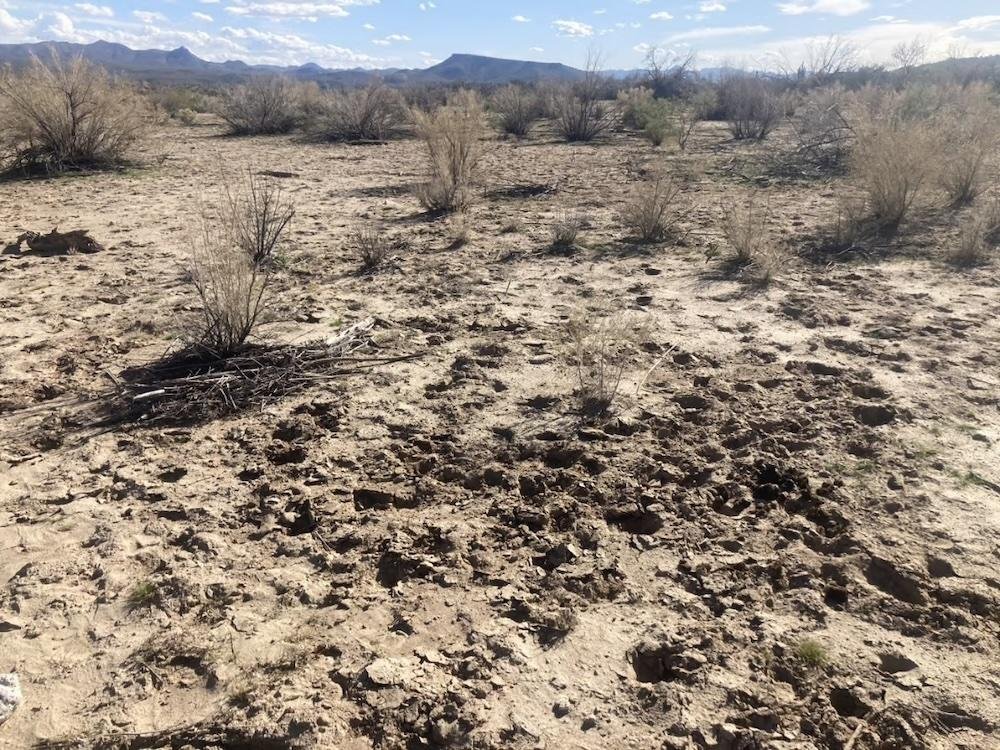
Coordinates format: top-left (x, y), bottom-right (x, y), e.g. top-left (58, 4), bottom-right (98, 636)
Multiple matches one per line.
top-left (1, 120), bottom-right (998, 749)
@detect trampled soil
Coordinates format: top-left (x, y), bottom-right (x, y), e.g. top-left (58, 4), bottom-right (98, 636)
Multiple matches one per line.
top-left (1, 119), bottom-right (999, 749)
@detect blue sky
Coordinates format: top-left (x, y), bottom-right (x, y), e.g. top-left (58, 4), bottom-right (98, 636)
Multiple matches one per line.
top-left (2, 1), bottom-right (999, 70)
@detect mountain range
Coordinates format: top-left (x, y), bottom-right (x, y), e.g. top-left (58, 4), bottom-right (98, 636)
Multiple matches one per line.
top-left (0, 41), bottom-right (594, 86)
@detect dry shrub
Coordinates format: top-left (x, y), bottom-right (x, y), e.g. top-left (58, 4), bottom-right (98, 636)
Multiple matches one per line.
top-left (822, 195), bottom-right (869, 250)
top-left (935, 85), bottom-right (999, 206)
top-left (412, 90), bottom-right (484, 213)
top-left (620, 174), bottom-right (682, 242)
top-left (551, 213), bottom-right (586, 249)
top-left (677, 90), bottom-right (716, 151)
top-left (220, 77), bottom-right (311, 135)
top-left (0, 54), bottom-right (150, 173)
top-left (850, 118), bottom-right (936, 232)
top-left (490, 84), bottom-right (541, 137)
top-left (720, 193), bottom-right (771, 264)
top-left (566, 305), bottom-right (643, 417)
top-left (316, 84), bottom-right (406, 142)
top-left (718, 73), bottom-right (783, 141)
top-left (190, 171), bottom-right (294, 355)
top-left (552, 58), bottom-right (616, 142)
top-left (354, 225), bottom-right (393, 268)
top-left (792, 85), bottom-right (853, 169)
top-left (949, 197), bottom-right (1000, 266)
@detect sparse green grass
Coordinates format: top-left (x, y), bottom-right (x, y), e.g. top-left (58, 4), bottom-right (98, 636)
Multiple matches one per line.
top-left (126, 581), bottom-right (158, 611)
top-left (794, 638), bottom-right (828, 669)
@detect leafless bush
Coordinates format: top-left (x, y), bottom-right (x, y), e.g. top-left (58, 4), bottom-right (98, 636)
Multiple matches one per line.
top-left (620, 175), bottom-right (682, 242)
top-left (223, 168), bottom-right (295, 267)
top-left (935, 85), bottom-right (998, 206)
top-left (566, 305), bottom-right (644, 417)
top-left (720, 193), bottom-right (771, 263)
top-left (0, 54), bottom-right (151, 173)
top-left (490, 84), bottom-right (541, 137)
top-left (792, 85), bottom-right (854, 169)
top-left (219, 77), bottom-right (310, 135)
top-left (718, 74), bottom-right (783, 141)
top-left (850, 119), bottom-right (936, 231)
top-left (949, 196), bottom-right (1000, 266)
top-left (316, 84), bottom-right (407, 142)
top-left (551, 213), bottom-right (586, 249)
top-left (189, 171), bottom-right (294, 355)
top-left (552, 56), bottom-right (616, 142)
top-left (677, 90), bottom-right (717, 151)
top-left (412, 90), bottom-right (484, 212)
top-left (354, 225), bottom-right (393, 268)
top-left (644, 47), bottom-right (696, 99)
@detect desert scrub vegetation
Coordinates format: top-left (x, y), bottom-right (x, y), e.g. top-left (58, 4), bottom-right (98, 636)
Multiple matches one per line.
top-left (412, 89), bottom-right (484, 212)
top-left (677, 90), bottom-right (716, 151)
top-left (189, 170), bottom-right (294, 355)
top-left (0, 54), bottom-right (151, 174)
top-left (935, 84), bottom-right (999, 206)
top-left (718, 73), bottom-right (784, 141)
top-left (315, 84), bottom-right (407, 142)
top-left (620, 174), bottom-right (682, 242)
top-left (566, 305), bottom-right (645, 418)
top-left (490, 84), bottom-right (541, 137)
top-left (354, 224), bottom-right (394, 269)
top-left (551, 58), bottom-right (616, 142)
top-left (949, 197), bottom-right (1000, 266)
top-left (219, 77), bottom-right (316, 136)
top-left (551, 213), bottom-right (586, 250)
top-left (720, 193), bottom-right (771, 264)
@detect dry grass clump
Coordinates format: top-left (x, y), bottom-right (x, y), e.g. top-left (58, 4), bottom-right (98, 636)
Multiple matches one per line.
top-left (620, 174), bottom-right (682, 242)
top-left (677, 90), bottom-right (716, 151)
top-left (189, 170), bottom-right (294, 355)
top-left (0, 54), bottom-right (151, 173)
top-left (316, 84), bottom-right (407, 142)
top-left (566, 305), bottom-right (644, 417)
top-left (718, 73), bottom-right (783, 141)
top-left (720, 193), bottom-right (771, 263)
top-left (935, 86), bottom-right (998, 207)
top-left (949, 197), bottom-right (1000, 266)
top-left (849, 119), bottom-right (936, 232)
top-left (412, 90), bottom-right (484, 213)
top-left (792, 85), bottom-right (853, 169)
top-left (354, 225), bottom-right (393, 268)
top-left (219, 77), bottom-right (313, 136)
top-left (551, 213), bottom-right (586, 249)
top-left (490, 84), bottom-right (541, 137)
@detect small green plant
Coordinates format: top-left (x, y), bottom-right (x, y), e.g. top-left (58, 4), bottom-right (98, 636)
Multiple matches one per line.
top-left (126, 581), bottom-right (158, 611)
top-left (794, 638), bottom-right (827, 669)
top-left (635, 99), bottom-right (678, 147)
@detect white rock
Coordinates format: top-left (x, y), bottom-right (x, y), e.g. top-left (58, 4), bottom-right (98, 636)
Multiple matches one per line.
top-left (0, 673), bottom-right (22, 725)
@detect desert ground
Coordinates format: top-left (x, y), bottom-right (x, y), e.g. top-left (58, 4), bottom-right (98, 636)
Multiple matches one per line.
top-left (1, 116), bottom-right (999, 750)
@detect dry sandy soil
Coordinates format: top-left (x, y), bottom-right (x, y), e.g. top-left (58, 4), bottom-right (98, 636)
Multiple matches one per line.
top-left (0, 117), bottom-right (999, 750)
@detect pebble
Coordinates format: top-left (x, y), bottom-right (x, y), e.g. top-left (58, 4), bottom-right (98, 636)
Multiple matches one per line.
top-left (0, 674), bottom-right (21, 725)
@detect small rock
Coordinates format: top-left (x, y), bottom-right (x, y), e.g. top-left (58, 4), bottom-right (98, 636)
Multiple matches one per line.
top-left (581, 715), bottom-right (599, 731)
top-left (0, 674), bottom-right (22, 726)
top-left (553, 701), bottom-right (571, 718)
top-left (879, 651), bottom-right (918, 674)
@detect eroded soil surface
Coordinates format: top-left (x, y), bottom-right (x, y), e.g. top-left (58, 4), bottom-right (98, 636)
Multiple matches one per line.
top-left (1, 120), bottom-right (999, 749)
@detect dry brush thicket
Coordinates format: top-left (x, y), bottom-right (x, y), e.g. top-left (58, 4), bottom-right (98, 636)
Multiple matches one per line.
top-left (0, 54), bottom-right (151, 173)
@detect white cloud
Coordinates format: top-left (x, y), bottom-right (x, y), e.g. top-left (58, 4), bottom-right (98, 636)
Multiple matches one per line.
top-left (74, 3), bottom-right (114, 18)
top-left (193, 11), bottom-right (214, 22)
top-left (0, 8), bottom-right (30, 32)
top-left (650, 12), bottom-right (673, 20)
top-left (133, 10), bottom-right (168, 24)
top-left (699, 1), bottom-right (726, 12)
top-left (777, 0), bottom-right (870, 17)
top-left (954, 15), bottom-right (1000, 32)
top-left (418, 1), bottom-right (435, 10)
top-left (552, 19), bottom-right (594, 37)
top-left (372, 33), bottom-right (410, 46)
top-left (667, 24), bottom-right (770, 42)
top-left (512, 15), bottom-right (530, 23)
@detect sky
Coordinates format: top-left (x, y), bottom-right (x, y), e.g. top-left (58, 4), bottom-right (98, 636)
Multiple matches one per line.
top-left (2, 0), bottom-right (1000, 71)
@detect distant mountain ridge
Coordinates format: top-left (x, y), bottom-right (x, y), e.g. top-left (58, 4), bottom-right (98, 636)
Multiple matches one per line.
top-left (0, 41), bottom-right (593, 85)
